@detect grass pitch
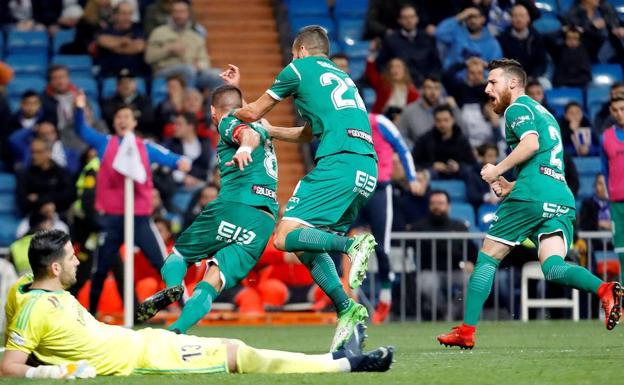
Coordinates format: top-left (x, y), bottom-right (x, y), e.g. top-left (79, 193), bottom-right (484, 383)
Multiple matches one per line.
top-left (2, 321), bottom-right (622, 385)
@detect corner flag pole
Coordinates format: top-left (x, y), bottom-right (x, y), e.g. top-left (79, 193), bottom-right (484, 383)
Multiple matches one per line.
top-left (123, 176), bottom-right (135, 328)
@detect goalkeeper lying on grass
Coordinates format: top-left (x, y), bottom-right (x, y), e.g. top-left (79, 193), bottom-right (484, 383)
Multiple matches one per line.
top-left (0, 230), bottom-right (394, 379)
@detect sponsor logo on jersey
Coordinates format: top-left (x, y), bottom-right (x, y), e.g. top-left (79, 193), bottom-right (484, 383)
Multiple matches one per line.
top-left (9, 331), bottom-right (25, 346)
top-left (354, 171), bottom-right (377, 198)
top-left (252, 185), bottom-right (277, 200)
top-left (510, 115), bottom-right (530, 130)
top-left (539, 165), bottom-right (566, 182)
top-left (216, 221), bottom-right (256, 245)
top-left (347, 129), bottom-right (373, 144)
top-left (542, 202), bottom-right (570, 218)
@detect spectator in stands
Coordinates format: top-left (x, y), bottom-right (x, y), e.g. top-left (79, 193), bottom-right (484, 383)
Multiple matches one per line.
top-left (412, 104), bottom-right (477, 179)
top-left (561, 101), bottom-right (599, 157)
top-left (8, 213), bottom-right (53, 276)
top-left (496, 3), bottom-right (546, 79)
top-left (144, 0), bottom-right (175, 36)
top-left (442, 56), bottom-right (489, 107)
top-left (183, 89), bottom-right (216, 145)
top-left (0, 0), bottom-right (66, 32)
top-left (155, 75), bottom-right (186, 140)
top-left (376, 5), bottom-right (441, 86)
top-left (16, 137), bottom-right (74, 215)
top-left (73, 90), bottom-right (190, 315)
top-left (602, 94), bottom-right (624, 282)
top-left (366, 43), bottom-right (419, 114)
top-left (183, 183), bottom-right (218, 230)
top-left (595, 82), bottom-right (624, 132)
top-left (563, 0), bottom-right (624, 63)
top-left (363, 0), bottom-right (405, 39)
top-left (465, 142), bottom-right (502, 209)
top-left (102, 69), bottom-right (155, 138)
top-left (579, 174), bottom-right (611, 232)
top-left (0, 62), bottom-right (14, 167)
top-left (7, 91), bottom-right (43, 134)
top-left (16, 198), bottom-right (69, 239)
top-left (145, 0), bottom-right (222, 91)
top-left (60, 0), bottom-right (113, 55)
top-left (408, 190), bottom-right (477, 319)
top-left (9, 120), bottom-right (80, 175)
top-left (552, 25), bottom-right (592, 89)
top-left (164, 112), bottom-right (214, 189)
top-left (96, 1), bottom-right (146, 77)
top-left (399, 74), bottom-right (463, 148)
top-left (435, 6), bottom-right (502, 70)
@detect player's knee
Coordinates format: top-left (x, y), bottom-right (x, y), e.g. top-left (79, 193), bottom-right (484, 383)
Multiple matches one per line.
top-left (203, 265), bottom-right (223, 291)
top-left (225, 343), bottom-right (239, 373)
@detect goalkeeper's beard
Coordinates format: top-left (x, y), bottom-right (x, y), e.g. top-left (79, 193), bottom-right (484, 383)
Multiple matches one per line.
top-left (60, 265), bottom-right (78, 289)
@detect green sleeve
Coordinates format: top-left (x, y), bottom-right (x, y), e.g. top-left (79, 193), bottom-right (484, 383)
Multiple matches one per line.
top-left (219, 115), bottom-right (251, 146)
top-left (505, 104), bottom-right (538, 140)
top-left (266, 62), bottom-right (301, 101)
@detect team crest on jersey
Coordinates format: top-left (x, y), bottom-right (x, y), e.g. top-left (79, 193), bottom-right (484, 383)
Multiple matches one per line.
top-left (217, 220), bottom-right (256, 245)
top-left (353, 171), bottom-right (377, 198)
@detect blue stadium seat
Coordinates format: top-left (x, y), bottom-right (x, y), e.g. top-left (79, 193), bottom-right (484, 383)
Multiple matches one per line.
top-left (337, 19), bottom-right (365, 45)
top-left (534, 0), bottom-right (558, 15)
top-left (5, 54), bottom-right (48, 77)
top-left (7, 76), bottom-right (47, 97)
top-left (328, 39), bottom-right (341, 55)
top-left (0, 193), bottom-right (18, 215)
top-left (477, 203), bottom-right (498, 232)
top-left (52, 55), bottom-right (93, 77)
top-left (342, 41), bottom-right (369, 60)
top-left (362, 87), bottom-right (375, 110)
top-left (450, 202), bottom-right (476, 230)
top-left (0, 173), bottom-right (17, 193)
top-left (532, 15), bottom-right (561, 34)
top-left (0, 36), bottom-right (4, 59)
top-left (544, 87), bottom-right (583, 118)
top-left (0, 215), bottom-right (20, 247)
top-left (334, 0), bottom-right (368, 19)
top-left (591, 64), bottom-right (623, 86)
top-left (559, 0), bottom-right (574, 13)
top-left (6, 30), bottom-right (48, 54)
top-left (290, 17), bottom-right (335, 39)
top-left (88, 98), bottom-right (101, 120)
top-left (429, 179), bottom-right (467, 202)
top-left (349, 58), bottom-right (365, 80)
top-left (8, 97), bottom-right (21, 113)
top-left (287, 0), bottom-right (329, 17)
top-left (151, 77), bottom-right (168, 106)
top-left (72, 76), bottom-right (99, 100)
top-left (572, 156), bottom-right (601, 176)
top-left (101, 77), bottom-right (147, 99)
top-left (53, 29), bottom-right (75, 54)
top-left (613, 0), bottom-right (624, 21)
top-left (171, 190), bottom-right (194, 213)
top-left (586, 85), bottom-right (610, 122)
top-left (578, 175), bottom-right (595, 199)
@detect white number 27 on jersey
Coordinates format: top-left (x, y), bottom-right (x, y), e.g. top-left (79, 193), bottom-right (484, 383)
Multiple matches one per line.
top-left (548, 126), bottom-right (563, 169)
top-left (320, 72), bottom-right (366, 111)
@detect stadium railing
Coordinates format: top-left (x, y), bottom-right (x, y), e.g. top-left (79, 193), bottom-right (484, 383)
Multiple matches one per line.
top-left (364, 231), bottom-right (615, 323)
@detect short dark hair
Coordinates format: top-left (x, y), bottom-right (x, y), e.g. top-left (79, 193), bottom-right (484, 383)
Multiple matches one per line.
top-left (526, 78), bottom-right (542, 90)
top-left (611, 94), bottom-right (624, 105)
top-left (211, 85), bottom-right (243, 110)
top-left (433, 104), bottom-right (453, 117)
top-left (488, 58), bottom-right (527, 88)
top-left (398, 4), bottom-right (417, 17)
top-left (477, 142), bottom-right (498, 157)
top-left (28, 230), bottom-right (71, 280)
top-left (564, 101), bottom-right (583, 113)
top-left (47, 64), bottom-right (69, 81)
top-left (611, 81), bottom-right (624, 91)
top-left (176, 111), bottom-right (198, 127)
top-left (21, 90), bottom-right (40, 100)
top-left (329, 53), bottom-right (348, 62)
top-left (294, 25), bottom-right (330, 56)
top-left (114, 105), bottom-right (135, 117)
top-left (166, 74), bottom-right (186, 89)
top-left (429, 189), bottom-right (450, 203)
top-left (383, 106), bottom-right (402, 122)
top-left (423, 74), bottom-right (441, 84)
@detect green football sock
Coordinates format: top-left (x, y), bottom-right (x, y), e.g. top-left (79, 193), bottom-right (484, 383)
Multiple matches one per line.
top-left (169, 281), bottom-right (217, 333)
top-left (541, 255), bottom-right (602, 293)
top-left (161, 253), bottom-right (187, 287)
top-left (464, 251), bottom-right (500, 326)
top-left (299, 252), bottom-right (351, 314)
top-left (618, 253), bottom-right (624, 284)
top-left (284, 228), bottom-right (354, 253)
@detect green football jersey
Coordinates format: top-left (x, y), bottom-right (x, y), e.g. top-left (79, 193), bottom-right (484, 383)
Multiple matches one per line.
top-left (267, 56), bottom-right (376, 160)
top-left (217, 113), bottom-right (279, 216)
top-left (503, 95), bottom-right (575, 207)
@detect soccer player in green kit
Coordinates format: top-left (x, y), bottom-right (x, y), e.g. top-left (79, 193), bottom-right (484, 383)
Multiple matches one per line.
top-left (437, 58), bottom-right (623, 349)
top-left (220, 25), bottom-right (378, 352)
top-left (136, 85), bottom-right (280, 333)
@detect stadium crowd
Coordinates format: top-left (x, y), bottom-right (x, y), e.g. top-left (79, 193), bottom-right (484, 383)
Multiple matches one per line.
top-left (0, 0), bottom-right (623, 322)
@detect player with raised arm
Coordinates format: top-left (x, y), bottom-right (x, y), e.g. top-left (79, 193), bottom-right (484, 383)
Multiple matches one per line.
top-left (1, 230), bottom-right (394, 379)
top-left (221, 25), bottom-right (379, 352)
top-left (436, 58), bottom-right (623, 349)
top-left (135, 85), bottom-right (279, 333)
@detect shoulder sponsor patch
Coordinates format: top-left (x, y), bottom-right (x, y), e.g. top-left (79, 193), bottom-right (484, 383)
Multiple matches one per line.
top-left (347, 129), bottom-right (373, 144)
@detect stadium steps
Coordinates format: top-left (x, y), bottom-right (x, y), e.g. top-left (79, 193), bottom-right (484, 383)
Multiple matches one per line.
top-left (195, 0), bottom-right (304, 204)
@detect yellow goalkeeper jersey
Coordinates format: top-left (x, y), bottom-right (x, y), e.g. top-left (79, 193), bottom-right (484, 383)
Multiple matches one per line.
top-left (5, 283), bottom-right (144, 375)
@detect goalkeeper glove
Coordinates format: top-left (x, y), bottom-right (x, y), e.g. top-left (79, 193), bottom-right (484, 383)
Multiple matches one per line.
top-left (25, 360), bottom-right (96, 379)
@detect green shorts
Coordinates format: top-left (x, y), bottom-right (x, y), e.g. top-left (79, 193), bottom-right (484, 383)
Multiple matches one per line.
top-left (172, 199), bottom-right (275, 290)
top-left (611, 202), bottom-right (624, 253)
top-left (283, 152), bottom-right (378, 233)
top-left (486, 199), bottom-right (575, 249)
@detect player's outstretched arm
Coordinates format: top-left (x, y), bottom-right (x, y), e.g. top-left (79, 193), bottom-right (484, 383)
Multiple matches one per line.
top-left (233, 93), bottom-right (279, 122)
top-left (481, 133), bottom-right (539, 183)
top-left (226, 127), bottom-right (261, 171)
top-left (491, 176), bottom-right (515, 197)
top-left (1, 350), bottom-right (96, 379)
top-left (263, 120), bottom-right (313, 143)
